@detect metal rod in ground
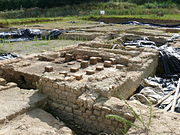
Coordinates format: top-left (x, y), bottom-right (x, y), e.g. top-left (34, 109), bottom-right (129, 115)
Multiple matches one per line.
top-left (170, 78), bottom-right (180, 112)
top-left (155, 89), bottom-right (176, 107)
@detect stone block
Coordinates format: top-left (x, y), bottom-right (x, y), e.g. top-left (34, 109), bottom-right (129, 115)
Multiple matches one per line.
top-left (74, 110), bottom-right (82, 116)
top-left (104, 97), bottom-right (125, 112)
top-left (67, 62), bottom-right (75, 65)
top-left (62, 100), bottom-right (68, 105)
top-left (97, 57), bottom-right (103, 62)
top-left (116, 64), bottom-right (124, 69)
top-left (104, 119), bottom-right (112, 125)
top-left (86, 69), bottom-right (95, 75)
top-left (44, 66), bottom-right (53, 72)
top-left (65, 107), bottom-right (73, 113)
top-left (59, 71), bottom-right (68, 76)
top-left (90, 57), bottom-right (98, 65)
top-left (96, 66), bottom-right (104, 71)
top-left (86, 110), bottom-right (92, 115)
top-left (104, 61), bottom-right (112, 67)
top-left (81, 61), bottom-right (89, 68)
top-left (83, 55), bottom-right (89, 60)
top-left (90, 115), bottom-right (96, 120)
top-left (60, 52), bottom-right (66, 57)
top-left (73, 73), bottom-right (83, 80)
top-left (77, 59), bottom-right (83, 62)
top-left (65, 53), bottom-right (73, 62)
top-left (73, 105), bottom-right (79, 109)
top-left (93, 110), bottom-right (101, 116)
top-left (58, 84), bottom-right (65, 91)
top-left (109, 58), bottom-right (116, 64)
top-left (70, 67), bottom-right (79, 72)
top-left (75, 54), bottom-right (83, 60)
top-left (6, 82), bottom-right (17, 88)
top-left (46, 81), bottom-right (53, 88)
top-left (53, 83), bottom-right (59, 89)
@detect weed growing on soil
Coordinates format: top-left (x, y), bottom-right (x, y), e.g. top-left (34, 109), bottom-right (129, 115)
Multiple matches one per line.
top-left (33, 42), bottom-right (49, 46)
top-left (106, 100), bottom-right (153, 135)
top-left (0, 42), bottom-right (7, 55)
top-left (0, 49), bottom-right (7, 55)
top-left (35, 80), bottom-right (43, 92)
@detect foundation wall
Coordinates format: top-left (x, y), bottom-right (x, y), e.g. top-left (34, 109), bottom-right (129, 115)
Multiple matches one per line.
top-left (40, 77), bottom-right (134, 135)
top-left (0, 45), bottom-right (159, 135)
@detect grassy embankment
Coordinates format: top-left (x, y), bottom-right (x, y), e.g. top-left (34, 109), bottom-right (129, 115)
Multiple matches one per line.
top-left (0, 1), bottom-right (179, 26)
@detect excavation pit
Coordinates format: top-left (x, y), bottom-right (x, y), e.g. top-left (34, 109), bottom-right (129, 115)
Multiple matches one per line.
top-left (0, 43), bottom-right (159, 134)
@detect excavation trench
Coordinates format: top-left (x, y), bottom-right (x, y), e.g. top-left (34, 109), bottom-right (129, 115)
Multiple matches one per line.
top-left (0, 41), bottom-right (161, 135)
top-left (0, 22), bottom-right (179, 134)
top-left (88, 16), bottom-right (180, 26)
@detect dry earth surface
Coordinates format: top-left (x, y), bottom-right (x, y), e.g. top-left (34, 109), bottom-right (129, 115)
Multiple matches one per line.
top-left (0, 109), bottom-right (74, 135)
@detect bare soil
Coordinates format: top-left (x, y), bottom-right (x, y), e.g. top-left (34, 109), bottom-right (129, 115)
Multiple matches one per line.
top-left (0, 109), bottom-right (75, 135)
top-left (0, 40), bottom-right (81, 56)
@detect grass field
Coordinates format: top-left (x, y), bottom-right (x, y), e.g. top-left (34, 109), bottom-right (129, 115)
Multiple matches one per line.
top-left (84, 14), bottom-right (180, 21)
top-left (0, 14), bottom-right (179, 27)
top-left (0, 1), bottom-right (179, 26)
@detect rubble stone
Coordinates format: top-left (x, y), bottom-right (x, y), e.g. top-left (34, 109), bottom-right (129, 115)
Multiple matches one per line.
top-left (0, 78), bottom-right (6, 86)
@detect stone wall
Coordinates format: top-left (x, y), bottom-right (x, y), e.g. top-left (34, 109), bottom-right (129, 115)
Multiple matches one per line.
top-left (40, 75), bottom-right (135, 135)
top-left (0, 44), bottom-right (159, 135)
top-left (37, 45), bottom-right (158, 134)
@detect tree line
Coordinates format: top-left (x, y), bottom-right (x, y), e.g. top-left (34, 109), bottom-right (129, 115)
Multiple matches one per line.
top-left (0, 0), bottom-right (178, 11)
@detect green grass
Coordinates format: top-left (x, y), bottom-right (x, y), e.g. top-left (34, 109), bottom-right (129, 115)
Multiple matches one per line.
top-left (0, 16), bottom-right (92, 26)
top-left (0, 13), bottom-right (179, 27)
top-left (0, 49), bottom-right (7, 55)
top-left (0, 17), bottom-right (63, 26)
top-left (32, 42), bottom-right (49, 46)
top-left (0, 1), bottom-right (179, 19)
top-left (84, 14), bottom-right (180, 21)
top-left (0, 2), bottom-right (179, 27)
top-left (106, 99), bottom-right (153, 134)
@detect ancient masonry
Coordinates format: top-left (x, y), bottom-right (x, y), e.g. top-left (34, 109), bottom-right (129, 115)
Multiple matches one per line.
top-left (0, 43), bottom-right (159, 135)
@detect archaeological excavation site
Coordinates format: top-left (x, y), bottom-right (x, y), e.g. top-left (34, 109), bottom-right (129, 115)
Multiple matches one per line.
top-left (0, 20), bottom-right (180, 135)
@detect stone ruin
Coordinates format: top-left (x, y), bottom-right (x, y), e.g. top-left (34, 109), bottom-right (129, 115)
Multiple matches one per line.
top-left (0, 42), bottom-right (160, 135)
